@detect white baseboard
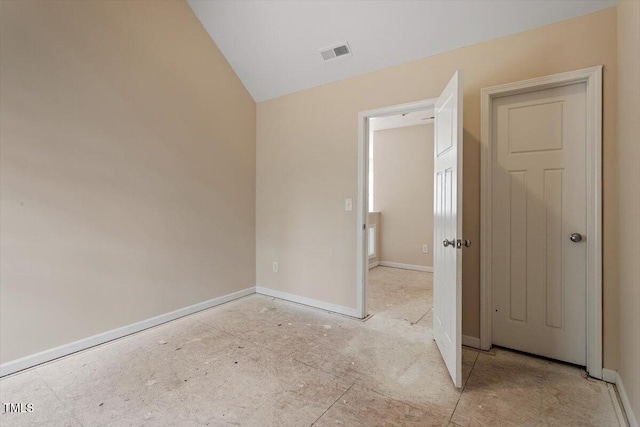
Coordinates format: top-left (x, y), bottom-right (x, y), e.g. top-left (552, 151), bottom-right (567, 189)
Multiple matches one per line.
top-left (602, 368), bottom-right (618, 384)
top-left (369, 261), bottom-right (380, 269)
top-left (256, 286), bottom-right (360, 318)
top-left (0, 287), bottom-right (256, 378)
top-left (462, 335), bottom-right (481, 349)
top-left (379, 261), bottom-right (433, 272)
top-left (617, 372), bottom-right (639, 427)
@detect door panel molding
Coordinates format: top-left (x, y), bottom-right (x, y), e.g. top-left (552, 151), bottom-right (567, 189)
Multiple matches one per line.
top-left (480, 66), bottom-right (603, 378)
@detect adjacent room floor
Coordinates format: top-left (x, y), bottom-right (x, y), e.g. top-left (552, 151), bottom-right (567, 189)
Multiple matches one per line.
top-left (0, 267), bottom-right (626, 426)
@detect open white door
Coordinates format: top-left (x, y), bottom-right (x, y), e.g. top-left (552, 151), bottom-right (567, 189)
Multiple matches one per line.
top-left (433, 70), bottom-right (464, 388)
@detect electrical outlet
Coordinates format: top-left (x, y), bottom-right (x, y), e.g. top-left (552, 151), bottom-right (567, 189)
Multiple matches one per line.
top-left (422, 244), bottom-right (429, 253)
top-left (273, 262), bottom-right (278, 273)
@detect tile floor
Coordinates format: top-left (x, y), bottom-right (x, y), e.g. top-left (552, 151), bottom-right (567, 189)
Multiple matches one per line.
top-left (0, 267), bottom-right (626, 426)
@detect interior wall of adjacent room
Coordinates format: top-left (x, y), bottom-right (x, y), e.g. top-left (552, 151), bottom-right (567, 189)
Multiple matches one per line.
top-left (0, 1), bottom-right (256, 363)
top-left (367, 212), bottom-right (381, 268)
top-left (373, 124), bottom-right (433, 268)
top-left (616, 0), bottom-right (640, 423)
top-left (256, 8), bottom-right (619, 369)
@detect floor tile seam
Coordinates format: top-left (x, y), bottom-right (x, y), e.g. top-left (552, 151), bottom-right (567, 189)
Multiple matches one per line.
top-left (410, 308), bottom-right (432, 326)
top-left (288, 352), bottom-right (362, 385)
top-left (352, 381), bottom-right (453, 417)
top-left (280, 356), bottom-right (355, 390)
top-left (242, 375), bottom-right (353, 425)
top-left (309, 382), bottom-right (355, 426)
top-left (34, 369), bottom-right (87, 427)
top-left (291, 339), bottom-right (422, 380)
top-left (449, 349), bottom-right (480, 423)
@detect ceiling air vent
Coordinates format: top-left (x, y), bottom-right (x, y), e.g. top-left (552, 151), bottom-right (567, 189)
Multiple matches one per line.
top-left (320, 42), bottom-right (352, 61)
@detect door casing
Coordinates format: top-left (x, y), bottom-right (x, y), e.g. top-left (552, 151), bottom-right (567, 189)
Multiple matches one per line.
top-left (480, 66), bottom-right (603, 379)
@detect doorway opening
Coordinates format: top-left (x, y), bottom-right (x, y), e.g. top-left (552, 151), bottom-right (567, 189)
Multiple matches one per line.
top-left (365, 109), bottom-right (435, 326)
top-left (356, 98), bottom-right (437, 320)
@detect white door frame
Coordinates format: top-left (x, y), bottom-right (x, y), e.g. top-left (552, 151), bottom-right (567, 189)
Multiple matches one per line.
top-left (479, 66), bottom-right (603, 378)
top-left (356, 98), bottom-right (437, 318)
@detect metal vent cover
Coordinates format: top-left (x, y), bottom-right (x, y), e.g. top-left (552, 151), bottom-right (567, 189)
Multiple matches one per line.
top-left (320, 42), bottom-right (352, 61)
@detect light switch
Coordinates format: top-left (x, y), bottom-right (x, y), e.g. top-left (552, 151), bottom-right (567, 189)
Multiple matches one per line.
top-left (345, 198), bottom-right (353, 211)
top-left (422, 244), bottom-right (429, 253)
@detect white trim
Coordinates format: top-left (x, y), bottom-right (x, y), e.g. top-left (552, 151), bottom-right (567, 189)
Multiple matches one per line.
top-left (0, 287), bottom-right (256, 378)
top-left (602, 368), bottom-right (618, 384)
top-left (608, 384), bottom-right (629, 427)
top-left (617, 372), bottom-right (639, 427)
top-left (480, 66), bottom-right (603, 377)
top-left (462, 335), bottom-right (481, 349)
top-left (379, 261), bottom-right (433, 273)
top-left (357, 98), bottom-right (438, 319)
top-left (256, 286), bottom-right (360, 318)
top-left (371, 117), bottom-right (435, 132)
top-left (368, 261), bottom-right (380, 269)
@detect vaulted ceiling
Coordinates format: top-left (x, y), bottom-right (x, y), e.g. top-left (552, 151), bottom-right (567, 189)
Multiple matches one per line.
top-left (187, 0), bottom-right (616, 102)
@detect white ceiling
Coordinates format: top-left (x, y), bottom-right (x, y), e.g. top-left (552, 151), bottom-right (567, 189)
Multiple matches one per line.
top-left (187, 0), bottom-right (616, 102)
top-left (370, 109), bottom-right (434, 132)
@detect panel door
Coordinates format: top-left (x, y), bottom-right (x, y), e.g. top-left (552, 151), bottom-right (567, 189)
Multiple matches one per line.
top-left (433, 70), bottom-right (463, 387)
top-left (491, 82), bottom-right (587, 365)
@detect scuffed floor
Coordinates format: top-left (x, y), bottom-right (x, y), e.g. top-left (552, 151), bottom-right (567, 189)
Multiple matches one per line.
top-left (0, 267), bottom-right (626, 426)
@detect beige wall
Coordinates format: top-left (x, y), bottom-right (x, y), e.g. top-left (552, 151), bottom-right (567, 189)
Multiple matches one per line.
top-left (373, 124), bottom-right (433, 267)
top-left (0, 1), bottom-right (256, 363)
top-left (256, 9), bottom-right (619, 369)
top-left (616, 1), bottom-right (640, 422)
